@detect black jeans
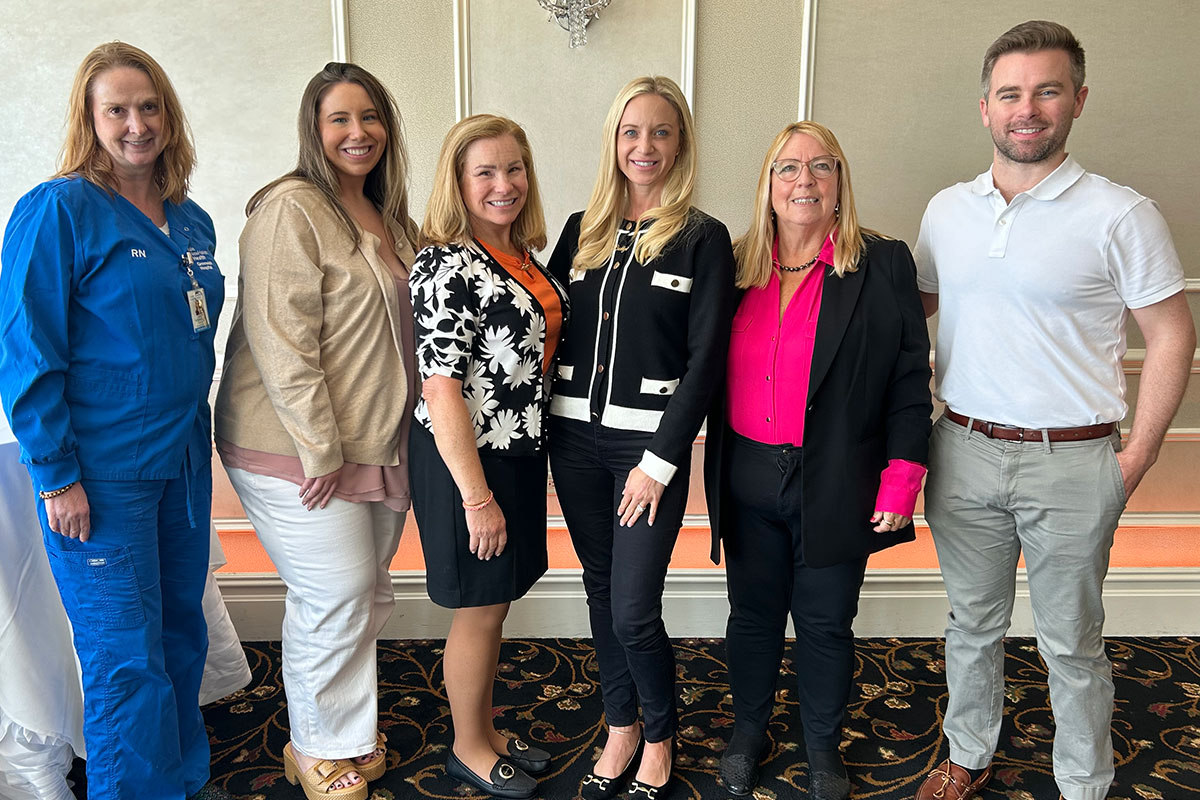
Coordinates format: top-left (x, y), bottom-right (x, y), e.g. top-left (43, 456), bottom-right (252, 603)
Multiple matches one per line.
top-left (722, 430), bottom-right (868, 750)
top-left (548, 418), bottom-right (691, 743)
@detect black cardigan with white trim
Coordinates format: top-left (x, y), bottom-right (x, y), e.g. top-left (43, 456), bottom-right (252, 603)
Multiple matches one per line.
top-left (547, 208), bottom-right (737, 485)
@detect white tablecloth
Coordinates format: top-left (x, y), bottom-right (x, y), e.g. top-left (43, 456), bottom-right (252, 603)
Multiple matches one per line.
top-left (0, 440), bottom-right (83, 799)
top-left (0, 427), bottom-right (251, 796)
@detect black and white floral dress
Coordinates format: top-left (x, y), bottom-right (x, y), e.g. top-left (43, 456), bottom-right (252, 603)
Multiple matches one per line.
top-left (408, 239), bottom-right (569, 607)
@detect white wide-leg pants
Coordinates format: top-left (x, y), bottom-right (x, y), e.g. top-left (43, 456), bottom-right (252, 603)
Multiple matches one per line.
top-left (226, 467), bottom-right (403, 759)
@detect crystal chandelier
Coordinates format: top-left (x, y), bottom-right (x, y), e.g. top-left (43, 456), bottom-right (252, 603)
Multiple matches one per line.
top-left (537, 0), bottom-right (612, 48)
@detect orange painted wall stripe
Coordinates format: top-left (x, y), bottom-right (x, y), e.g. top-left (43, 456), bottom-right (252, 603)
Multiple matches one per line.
top-left (215, 524), bottom-right (1200, 573)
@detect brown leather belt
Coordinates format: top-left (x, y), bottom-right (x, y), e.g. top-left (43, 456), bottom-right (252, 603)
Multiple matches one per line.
top-left (944, 409), bottom-right (1116, 442)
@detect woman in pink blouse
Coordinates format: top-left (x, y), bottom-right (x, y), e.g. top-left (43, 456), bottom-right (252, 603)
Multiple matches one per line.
top-left (703, 121), bottom-right (933, 800)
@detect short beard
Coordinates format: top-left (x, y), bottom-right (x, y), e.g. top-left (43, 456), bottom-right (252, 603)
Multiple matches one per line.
top-left (991, 120), bottom-right (1072, 165)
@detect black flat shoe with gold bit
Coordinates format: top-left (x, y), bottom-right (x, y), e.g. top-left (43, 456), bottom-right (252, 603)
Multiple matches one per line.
top-left (445, 751), bottom-right (537, 800)
top-left (625, 776), bottom-right (673, 800)
top-left (504, 737), bottom-right (551, 775)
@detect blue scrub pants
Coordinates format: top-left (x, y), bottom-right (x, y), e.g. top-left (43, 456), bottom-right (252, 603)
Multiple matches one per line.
top-left (38, 464), bottom-right (212, 800)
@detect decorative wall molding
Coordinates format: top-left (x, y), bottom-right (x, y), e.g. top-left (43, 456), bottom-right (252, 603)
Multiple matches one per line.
top-left (1185, 278), bottom-right (1200, 292)
top-left (450, 0), bottom-right (696, 121)
top-left (927, 348), bottom-right (1200, 375)
top-left (797, 0), bottom-right (820, 120)
top-left (452, 0), bottom-right (472, 120)
top-left (917, 512), bottom-right (1200, 528)
top-left (680, 0), bottom-right (696, 109)
top-left (331, 0), bottom-right (348, 61)
top-left (216, 566), bottom-right (1200, 640)
top-left (1122, 348), bottom-right (1200, 375)
top-left (1116, 511), bottom-right (1200, 526)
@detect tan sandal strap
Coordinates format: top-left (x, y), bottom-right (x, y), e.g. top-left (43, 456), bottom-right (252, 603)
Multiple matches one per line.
top-left (307, 758), bottom-right (359, 791)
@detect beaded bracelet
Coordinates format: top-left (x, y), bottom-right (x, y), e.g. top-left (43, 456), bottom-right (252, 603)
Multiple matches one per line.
top-left (462, 490), bottom-right (494, 512)
top-left (39, 481), bottom-right (76, 500)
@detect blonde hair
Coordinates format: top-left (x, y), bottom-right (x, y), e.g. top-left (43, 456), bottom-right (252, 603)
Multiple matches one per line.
top-left (246, 63), bottom-right (418, 251)
top-left (420, 114), bottom-right (547, 251)
top-left (56, 41), bottom-right (195, 204)
top-left (733, 121), bottom-right (883, 289)
top-left (573, 76), bottom-right (697, 270)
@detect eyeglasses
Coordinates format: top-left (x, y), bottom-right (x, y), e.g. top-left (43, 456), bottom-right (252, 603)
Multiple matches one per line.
top-left (771, 156), bottom-right (839, 181)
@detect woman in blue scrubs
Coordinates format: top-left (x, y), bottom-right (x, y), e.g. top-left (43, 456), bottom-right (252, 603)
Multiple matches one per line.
top-left (0, 42), bottom-right (228, 800)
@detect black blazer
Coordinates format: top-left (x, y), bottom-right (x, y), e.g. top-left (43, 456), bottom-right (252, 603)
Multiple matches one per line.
top-left (703, 236), bottom-right (933, 568)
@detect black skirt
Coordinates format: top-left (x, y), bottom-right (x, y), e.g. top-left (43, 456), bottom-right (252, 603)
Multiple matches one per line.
top-left (409, 423), bottom-right (548, 608)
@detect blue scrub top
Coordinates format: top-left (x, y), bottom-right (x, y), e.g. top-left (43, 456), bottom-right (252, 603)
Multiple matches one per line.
top-left (0, 176), bottom-right (225, 493)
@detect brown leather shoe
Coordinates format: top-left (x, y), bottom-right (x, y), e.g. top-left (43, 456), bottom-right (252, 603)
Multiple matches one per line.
top-left (914, 759), bottom-right (992, 800)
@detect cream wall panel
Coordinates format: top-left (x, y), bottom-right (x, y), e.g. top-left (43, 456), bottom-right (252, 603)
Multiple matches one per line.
top-left (693, 0), bottom-right (804, 239)
top-left (810, 0), bottom-right (1200, 273)
top-left (811, 0), bottom-right (1199, 434)
top-left (1118, 438), bottom-right (1200, 514)
top-left (1125, 349), bottom-right (1200, 432)
top-left (1125, 289), bottom-right (1200, 353)
top-left (1, 1), bottom-right (332, 533)
top-left (348, 0), bottom-right (456, 224)
top-left (0, 0), bottom-right (332, 361)
top-left (466, 0), bottom-right (685, 254)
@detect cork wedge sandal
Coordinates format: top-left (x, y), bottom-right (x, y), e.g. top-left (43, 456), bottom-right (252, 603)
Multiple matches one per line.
top-left (355, 731), bottom-right (388, 782)
top-left (282, 742), bottom-right (369, 800)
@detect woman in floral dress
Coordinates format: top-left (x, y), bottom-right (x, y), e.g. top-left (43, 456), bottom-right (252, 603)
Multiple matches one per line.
top-left (408, 114), bottom-right (568, 800)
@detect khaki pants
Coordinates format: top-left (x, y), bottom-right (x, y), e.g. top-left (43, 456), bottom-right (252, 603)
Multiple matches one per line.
top-left (924, 414), bottom-right (1126, 800)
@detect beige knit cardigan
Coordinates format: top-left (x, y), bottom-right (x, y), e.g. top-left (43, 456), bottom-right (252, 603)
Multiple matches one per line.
top-left (214, 179), bottom-right (414, 477)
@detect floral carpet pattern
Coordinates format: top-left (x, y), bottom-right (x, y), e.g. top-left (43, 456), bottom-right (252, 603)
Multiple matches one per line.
top-left (187, 637), bottom-right (1200, 800)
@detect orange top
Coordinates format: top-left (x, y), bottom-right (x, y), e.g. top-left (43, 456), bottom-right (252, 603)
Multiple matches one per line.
top-left (480, 240), bottom-right (563, 372)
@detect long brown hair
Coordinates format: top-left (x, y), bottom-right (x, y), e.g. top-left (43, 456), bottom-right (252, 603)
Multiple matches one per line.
top-left (55, 41), bottom-right (195, 204)
top-left (246, 62), bottom-right (418, 251)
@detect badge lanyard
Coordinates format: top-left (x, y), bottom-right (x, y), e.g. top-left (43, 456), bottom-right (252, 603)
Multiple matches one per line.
top-left (181, 250), bottom-right (211, 332)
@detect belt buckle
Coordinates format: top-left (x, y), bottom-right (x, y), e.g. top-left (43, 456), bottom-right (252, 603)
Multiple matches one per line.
top-left (980, 421), bottom-right (994, 438)
top-left (1017, 427), bottom-right (1026, 441)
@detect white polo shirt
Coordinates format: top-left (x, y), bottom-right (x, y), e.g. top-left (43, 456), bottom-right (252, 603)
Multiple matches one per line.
top-left (915, 157), bottom-right (1185, 428)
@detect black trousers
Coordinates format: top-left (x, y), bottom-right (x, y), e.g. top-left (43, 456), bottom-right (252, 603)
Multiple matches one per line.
top-left (722, 430), bottom-right (868, 750)
top-left (548, 418), bottom-right (691, 743)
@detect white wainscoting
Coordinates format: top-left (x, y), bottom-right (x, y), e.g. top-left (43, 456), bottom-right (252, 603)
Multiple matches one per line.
top-left (217, 567), bottom-right (1200, 641)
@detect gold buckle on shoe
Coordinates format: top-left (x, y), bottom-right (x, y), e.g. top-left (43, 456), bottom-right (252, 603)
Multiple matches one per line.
top-left (629, 783), bottom-right (660, 800)
top-left (582, 774), bottom-right (611, 789)
top-left (498, 762), bottom-right (516, 780)
top-left (514, 739), bottom-right (529, 751)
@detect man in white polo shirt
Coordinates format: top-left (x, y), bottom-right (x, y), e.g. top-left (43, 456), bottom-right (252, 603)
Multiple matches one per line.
top-left (912, 20), bottom-right (1195, 800)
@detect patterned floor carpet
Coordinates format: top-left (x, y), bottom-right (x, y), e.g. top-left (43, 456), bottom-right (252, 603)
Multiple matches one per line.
top-left (103, 637), bottom-right (1200, 799)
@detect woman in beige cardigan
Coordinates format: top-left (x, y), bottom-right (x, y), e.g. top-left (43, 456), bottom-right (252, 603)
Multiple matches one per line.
top-left (214, 63), bottom-right (418, 800)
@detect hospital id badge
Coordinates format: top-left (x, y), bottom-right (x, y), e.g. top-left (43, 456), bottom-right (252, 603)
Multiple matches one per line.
top-left (187, 287), bottom-right (211, 332)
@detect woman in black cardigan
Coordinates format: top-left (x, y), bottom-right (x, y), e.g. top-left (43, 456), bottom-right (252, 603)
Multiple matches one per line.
top-left (547, 75), bottom-right (736, 800)
top-left (704, 122), bottom-right (933, 800)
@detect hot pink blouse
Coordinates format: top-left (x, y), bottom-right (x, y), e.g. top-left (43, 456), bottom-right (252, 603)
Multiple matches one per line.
top-left (725, 235), bottom-right (926, 517)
